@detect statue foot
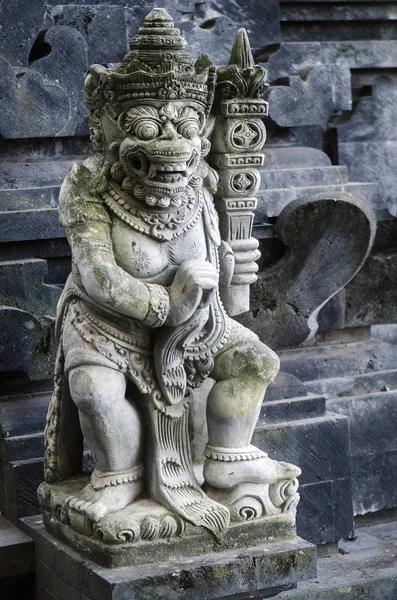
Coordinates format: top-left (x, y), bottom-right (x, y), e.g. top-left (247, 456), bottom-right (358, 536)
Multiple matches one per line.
top-left (203, 445), bottom-right (301, 489)
top-left (66, 465), bottom-right (144, 522)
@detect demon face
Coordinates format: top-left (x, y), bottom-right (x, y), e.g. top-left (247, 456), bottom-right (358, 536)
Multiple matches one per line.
top-left (117, 102), bottom-right (205, 208)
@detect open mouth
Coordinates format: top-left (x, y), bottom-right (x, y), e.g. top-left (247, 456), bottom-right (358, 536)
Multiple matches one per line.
top-left (147, 162), bottom-right (188, 183)
top-left (126, 152), bottom-right (197, 185)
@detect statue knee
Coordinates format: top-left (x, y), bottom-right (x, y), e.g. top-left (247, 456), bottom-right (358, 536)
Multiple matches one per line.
top-left (68, 366), bottom-right (125, 414)
top-left (231, 341), bottom-right (279, 386)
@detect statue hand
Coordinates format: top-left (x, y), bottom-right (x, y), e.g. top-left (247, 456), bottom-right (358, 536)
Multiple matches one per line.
top-left (229, 238), bottom-right (261, 285)
top-left (166, 260), bottom-right (219, 326)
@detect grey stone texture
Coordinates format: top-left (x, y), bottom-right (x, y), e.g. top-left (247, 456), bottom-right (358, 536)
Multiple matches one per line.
top-left (268, 65), bottom-right (352, 127)
top-left (276, 520), bottom-right (397, 599)
top-left (0, 515), bottom-right (35, 598)
top-left (328, 390), bottom-right (397, 516)
top-left (22, 515), bottom-right (316, 600)
top-left (0, 393), bottom-right (50, 522)
top-left (338, 80), bottom-right (397, 213)
top-left (281, 333), bottom-right (397, 519)
top-left (239, 193), bottom-right (376, 350)
top-left (0, 260), bottom-right (60, 382)
top-left (254, 413), bottom-right (354, 546)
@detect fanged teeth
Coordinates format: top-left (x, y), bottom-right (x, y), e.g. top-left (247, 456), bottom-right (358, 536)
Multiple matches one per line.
top-left (148, 164), bottom-right (157, 179)
top-left (155, 162), bottom-right (187, 173)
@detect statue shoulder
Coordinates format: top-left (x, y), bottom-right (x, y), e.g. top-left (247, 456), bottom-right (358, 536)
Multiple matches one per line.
top-left (59, 160), bottom-right (111, 229)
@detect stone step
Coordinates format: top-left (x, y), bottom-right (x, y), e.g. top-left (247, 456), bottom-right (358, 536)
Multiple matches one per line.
top-left (306, 368), bottom-right (397, 397)
top-left (257, 181), bottom-right (379, 218)
top-left (327, 389), bottom-right (397, 515)
top-left (0, 207), bottom-right (64, 242)
top-left (0, 186), bottom-right (60, 211)
top-left (262, 145), bottom-right (332, 170)
top-left (0, 515), bottom-right (35, 597)
top-left (277, 520), bottom-right (397, 599)
top-left (259, 394), bottom-right (326, 424)
top-left (260, 166), bottom-right (349, 190)
top-left (0, 160), bottom-right (71, 190)
top-left (279, 339), bottom-right (397, 382)
top-left (0, 392), bottom-right (50, 437)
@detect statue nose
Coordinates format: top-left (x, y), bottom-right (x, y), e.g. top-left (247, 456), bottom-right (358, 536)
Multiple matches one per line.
top-left (161, 121), bottom-right (181, 140)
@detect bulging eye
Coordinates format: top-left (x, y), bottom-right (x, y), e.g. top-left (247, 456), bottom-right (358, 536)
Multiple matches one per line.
top-left (135, 120), bottom-right (160, 140)
top-left (177, 119), bottom-right (199, 140)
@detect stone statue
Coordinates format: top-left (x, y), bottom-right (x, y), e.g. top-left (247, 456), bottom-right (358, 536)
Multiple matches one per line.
top-left (39, 8), bottom-right (300, 550)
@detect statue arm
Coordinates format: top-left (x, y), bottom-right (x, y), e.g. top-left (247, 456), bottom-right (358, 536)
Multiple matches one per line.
top-left (60, 162), bottom-right (169, 326)
top-left (67, 221), bottom-right (169, 326)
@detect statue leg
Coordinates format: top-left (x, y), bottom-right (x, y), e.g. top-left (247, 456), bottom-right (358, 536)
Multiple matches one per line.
top-left (66, 365), bottom-right (144, 522)
top-left (204, 339), bottom-right (300, 489)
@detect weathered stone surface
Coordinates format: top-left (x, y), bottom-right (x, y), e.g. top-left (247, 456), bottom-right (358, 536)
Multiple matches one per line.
top-left (35, 13), bottom-right (303, 579)
top-left (338, 81), bottom-right (397, 213)
top-left (0, 0), bottom-right (46, 67)
top-left (328, 390), bottom-right (397, 515)
top-left (40, 474), bottom-right (299, 568)
top-left (0, 57), bottom-right (70, 139)
top-left (253, 414), bottom-right (354, 545)
top-left (0, 516), bottom-right (35, 598)
top-left (320, 40), bottom-right (397, 69)
top-left (50, 5), bottom-right (127, 65)
top-left (22, 516), bottom-right (316, 600)
top-left (269, 65), bottom-right (352, 127)
top-left (345, 252), bottom-right (397, 327)
top-left (30, 26), bottom-right (89, 136)
top-left (239, 193), bottom-right (376, 349)
top-left (0, 260), bottom-right (60, 381)
top-left (260, 42), bottom-right (321, 83)
top-left (276, 521), bottom-right (397, 599)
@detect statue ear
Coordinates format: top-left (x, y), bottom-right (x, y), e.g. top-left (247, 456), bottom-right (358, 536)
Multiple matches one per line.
top-left (201, 114), bottom-right (215, 140)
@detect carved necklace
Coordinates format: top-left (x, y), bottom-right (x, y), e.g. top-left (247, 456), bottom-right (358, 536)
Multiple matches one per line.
top-left (102, 182), bottom-right (204, 241)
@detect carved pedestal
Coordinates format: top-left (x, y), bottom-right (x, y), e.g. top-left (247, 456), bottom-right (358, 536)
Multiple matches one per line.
top-left (22, 511), bottom-right (316, 600)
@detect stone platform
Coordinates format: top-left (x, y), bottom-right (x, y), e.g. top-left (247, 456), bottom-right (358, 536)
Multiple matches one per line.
top-left (38, 475), bottom-right (301, 568)
top-left (22, 515), bottom-right (316, 600)
top-left (276, 519), bottom-right (397, 599)
top-left (0, 515), bottom-right (35, 599)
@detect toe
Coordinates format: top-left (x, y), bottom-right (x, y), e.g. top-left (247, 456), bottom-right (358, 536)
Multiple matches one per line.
top-left (85, 502), bottom-right (107, 523)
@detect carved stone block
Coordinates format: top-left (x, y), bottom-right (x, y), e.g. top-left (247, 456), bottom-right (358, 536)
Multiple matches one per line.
top-left (23, 515), bottom-right (316, 600)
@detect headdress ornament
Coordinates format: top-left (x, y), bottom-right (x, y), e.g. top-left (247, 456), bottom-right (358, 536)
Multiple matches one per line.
top-left (85, 9), bottom-right (216, 120)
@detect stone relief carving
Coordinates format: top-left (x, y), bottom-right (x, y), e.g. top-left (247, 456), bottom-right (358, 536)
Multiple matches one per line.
top-left (38, 8), bottom-right (300, 553)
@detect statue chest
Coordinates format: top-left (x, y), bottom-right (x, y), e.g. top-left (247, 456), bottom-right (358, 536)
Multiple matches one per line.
top-left (111, 217), bottom-right (208, 284)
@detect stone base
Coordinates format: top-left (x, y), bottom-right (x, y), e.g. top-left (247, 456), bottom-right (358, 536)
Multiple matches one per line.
top-left (22, 515), bottom-right (317, 600)
top-left (38, 475), bottom-right (301, 568)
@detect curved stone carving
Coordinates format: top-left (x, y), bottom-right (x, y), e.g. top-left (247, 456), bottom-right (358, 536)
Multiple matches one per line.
top-left (238, 192), bottom-right (376, 349)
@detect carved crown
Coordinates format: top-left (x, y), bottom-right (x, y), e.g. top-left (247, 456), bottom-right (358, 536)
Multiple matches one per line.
top-left (85, 9), bottom-right (216, 118)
